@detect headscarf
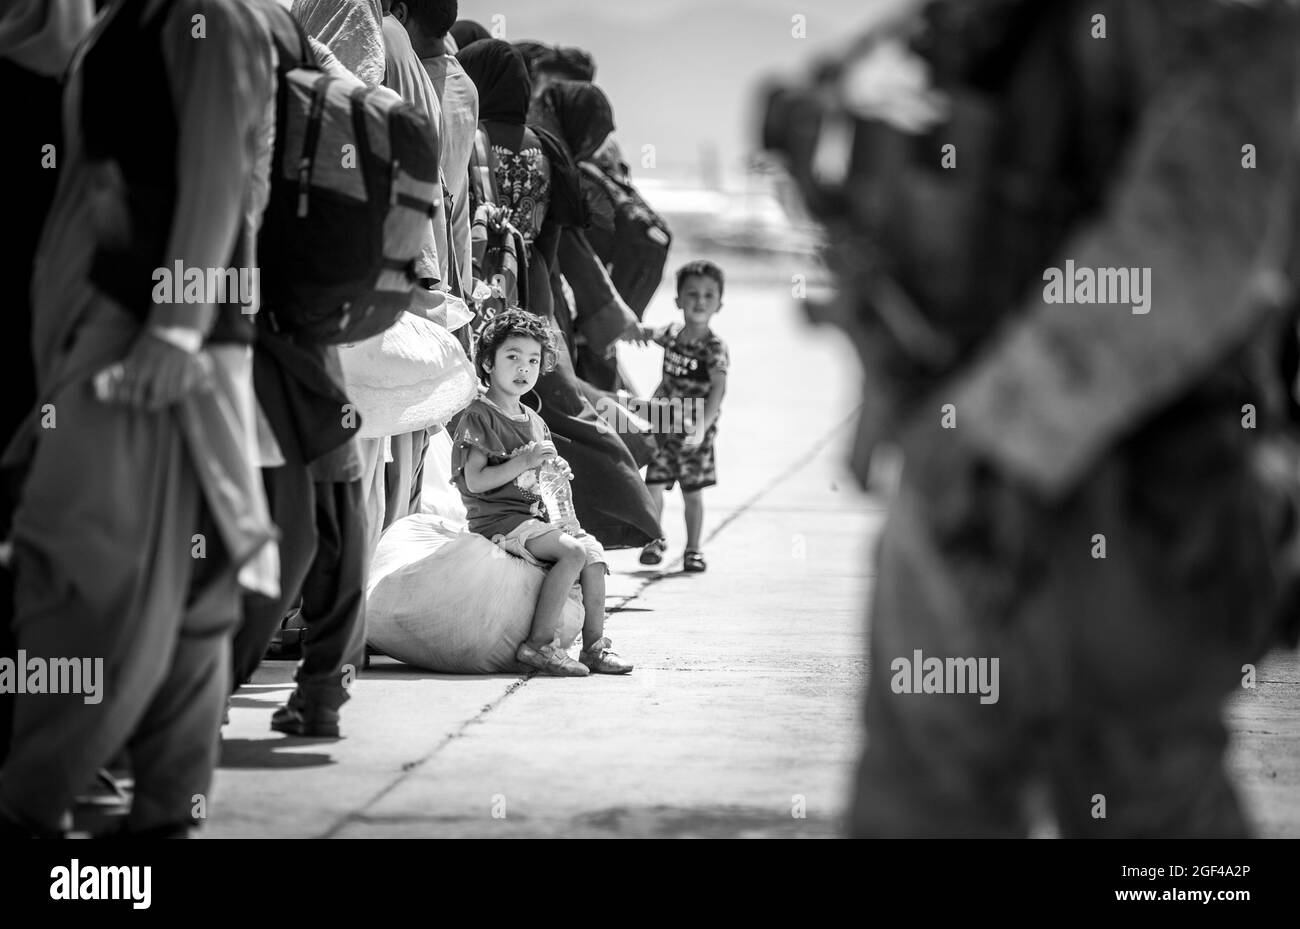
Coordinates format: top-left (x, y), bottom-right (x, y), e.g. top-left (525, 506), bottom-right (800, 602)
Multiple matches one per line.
top-left (546, 46), bottom-right (596, 82)
top-left (512, 39), bottom-right (552, 80)
top-left (456, 38), bottom-right (531, 123)
top-left (449, 18), bottom-right (491, 52)
top-left (529, 79), bottom-right (614, 162)
top-left (457, 39), bottom-right (585, 230)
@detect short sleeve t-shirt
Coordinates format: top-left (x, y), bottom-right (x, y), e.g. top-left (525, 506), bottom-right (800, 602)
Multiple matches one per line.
top-left (652, 323), bottom-right (729, 401)
top-left (451, 396), bottom-right (552, 537)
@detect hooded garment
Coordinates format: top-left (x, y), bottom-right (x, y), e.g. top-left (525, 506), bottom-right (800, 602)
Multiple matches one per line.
top-left (530, 79), bottom-right (615, 162)
top-left (449, 18), bottom-right (491, 52)
top-left (511, 39), bottom-right (552, 81)
top-left (457, 37), bottom-right (531, 123)
top-left (545, 46), bottom-right (597, 82)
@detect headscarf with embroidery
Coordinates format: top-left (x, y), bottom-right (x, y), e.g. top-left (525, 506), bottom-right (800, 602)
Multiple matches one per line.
top-left (458, 38), bottom-right (585, 228)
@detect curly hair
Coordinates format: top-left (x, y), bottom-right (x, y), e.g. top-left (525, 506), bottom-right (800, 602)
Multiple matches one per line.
top-left (475, 310), bottom-right (559, 386)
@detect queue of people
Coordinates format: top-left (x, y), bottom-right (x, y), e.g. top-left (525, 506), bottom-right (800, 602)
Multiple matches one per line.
top-left (0, 0), bottom-right (702, 838)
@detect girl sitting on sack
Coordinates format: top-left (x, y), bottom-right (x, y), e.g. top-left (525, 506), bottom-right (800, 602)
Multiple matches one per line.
top-left (451, 310), bottom-right (633, 677)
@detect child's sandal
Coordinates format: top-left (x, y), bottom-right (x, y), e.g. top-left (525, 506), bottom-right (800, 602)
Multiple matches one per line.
top-left (683, 550), bottom-right (706, 573)
top-left (639, 538), bottom-right (667, 565)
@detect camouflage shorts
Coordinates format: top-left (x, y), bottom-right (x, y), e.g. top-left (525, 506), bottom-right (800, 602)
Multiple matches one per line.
top-left (645, 423), bottom-right (718, 492)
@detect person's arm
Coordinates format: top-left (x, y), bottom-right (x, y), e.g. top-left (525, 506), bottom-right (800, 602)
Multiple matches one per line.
top-left (154, 0), bottom-right (270, 336)
top-left (684, 374), bottom-right (727, 447)
top-left (557, 227), bottom-right (638, 355)
top-left (461, 442), bottom-right (556, 493)
top-left (113, 0), bottom-right (272, 410)
top-left (617, 320), bottom-right (664, 344)
top-left (942, 8), bottom-right (1300, 501)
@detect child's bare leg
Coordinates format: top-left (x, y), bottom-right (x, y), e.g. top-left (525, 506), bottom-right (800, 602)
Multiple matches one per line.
top-left (522, 531), bottom-right (587, 648)
top-left (684, 489), bottom-right (704, 550)
top-left (579, 563), bottom-right (607, 649)
top-left (648, 483), bottom-right (665, 527)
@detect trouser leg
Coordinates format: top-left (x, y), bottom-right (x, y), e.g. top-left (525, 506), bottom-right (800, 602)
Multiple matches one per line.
top-left (850, 486), bottom-right (1031, 838)
top-left (126, 505), bottom-right (239, 833)
top-left (383, 429), bottom-right (428, 527)
top-left (230, 461), bottom-right (317, 690)
top-left (294, 480), bottom-right (367, 711)
top-left (0, 397), bottom-right (207, 833)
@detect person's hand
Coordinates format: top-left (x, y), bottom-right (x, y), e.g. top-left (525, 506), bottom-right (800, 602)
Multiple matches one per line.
top-left (620, 321), bottom-right (653, 345)
top-left (410, 280), bottom-right (446, 313)
top-left (553, 456), bottom-right (574, 480)
top-left (99, 332), bottom-right (213, 410)
top-left (521, 440), bottom-right (558, 470)
top-left (483, 204), bottom-right (509, 234)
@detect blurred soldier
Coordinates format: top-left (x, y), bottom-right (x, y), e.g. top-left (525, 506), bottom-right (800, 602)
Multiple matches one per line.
top-left (765, 0), bottom-right (1300, 836)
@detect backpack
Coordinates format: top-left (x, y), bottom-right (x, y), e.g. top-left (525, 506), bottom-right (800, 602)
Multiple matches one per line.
top-left (467, 127), bottom-right (530, 336)
top-left (254, 4), bottom-right (441, 345)
top-left (578, 162), bottom-right (671, 319)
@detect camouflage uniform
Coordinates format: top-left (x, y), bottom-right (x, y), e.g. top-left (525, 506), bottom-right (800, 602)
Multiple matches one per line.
top-left (767, 0), bottom-right (1300, 836)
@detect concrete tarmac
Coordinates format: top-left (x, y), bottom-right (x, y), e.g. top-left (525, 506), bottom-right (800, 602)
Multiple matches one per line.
top-left (207, 264), bottom-right (1299, 838)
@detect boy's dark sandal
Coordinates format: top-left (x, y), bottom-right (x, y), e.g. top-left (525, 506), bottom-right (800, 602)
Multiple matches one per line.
top-left (684, 550), bottom-right (706, 573)
top-left (639, 538), bottom-right (667, 565)
top-left (271, 692), bottom-right (340, 738)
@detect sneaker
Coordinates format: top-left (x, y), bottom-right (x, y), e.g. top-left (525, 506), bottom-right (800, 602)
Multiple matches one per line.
top-left (516, 641), bottom-right (590, 677)
top-left (639, 538), bottom-right (667, 565)
top-left (579, 637), bottom-right (634, 675)
top-left (270, 691), bottom-right (341, 738)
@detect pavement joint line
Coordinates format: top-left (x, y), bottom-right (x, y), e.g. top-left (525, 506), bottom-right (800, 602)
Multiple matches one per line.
top-left (315, 674), bottom-right (534, 838)
top-left (314, 405), bottom-right (860, 839)
top-left (608, 404), bottom-right (863, 613)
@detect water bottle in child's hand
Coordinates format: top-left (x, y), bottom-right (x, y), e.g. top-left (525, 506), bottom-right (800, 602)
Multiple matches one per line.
top-left (538, 458), bottom-right (582, 534)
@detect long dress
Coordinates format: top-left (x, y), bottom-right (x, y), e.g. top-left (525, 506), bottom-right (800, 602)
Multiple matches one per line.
top-left (478, 120), bottom-right (660, 548)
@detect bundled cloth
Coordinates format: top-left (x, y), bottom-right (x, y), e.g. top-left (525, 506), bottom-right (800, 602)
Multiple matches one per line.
top-left (337, 313), bottom-right (478, 439)
top-left (365, 513), bottom-right (583, 673)
top-left (290, 0), bottom-right (384, 88)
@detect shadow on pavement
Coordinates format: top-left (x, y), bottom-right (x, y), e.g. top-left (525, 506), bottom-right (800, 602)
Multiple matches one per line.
top-left (218, 737), bottom-right (336, 770)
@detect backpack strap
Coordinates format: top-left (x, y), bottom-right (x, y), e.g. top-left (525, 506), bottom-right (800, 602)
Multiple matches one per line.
top-left (293, 72), bottom-right (332, 217)
top-left (509, 224), bottom-right (529, 310)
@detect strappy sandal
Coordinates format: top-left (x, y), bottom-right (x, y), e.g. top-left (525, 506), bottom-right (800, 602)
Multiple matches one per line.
top-left (683, 550), bottom-right (706, 573)
top-left (639, 537), bottom-right (668, 565)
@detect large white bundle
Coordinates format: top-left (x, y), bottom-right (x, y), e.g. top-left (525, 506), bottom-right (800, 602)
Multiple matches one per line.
top-left (338, 314), bottom-right (478, 439)
top-left (366, 514), bottom-right (583, 673)
top-left (418, 428), bottom-right (467, 522)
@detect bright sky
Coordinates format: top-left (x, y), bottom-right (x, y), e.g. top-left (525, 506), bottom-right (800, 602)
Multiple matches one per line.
top-left (455, 0), bottom-right (917, 184)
